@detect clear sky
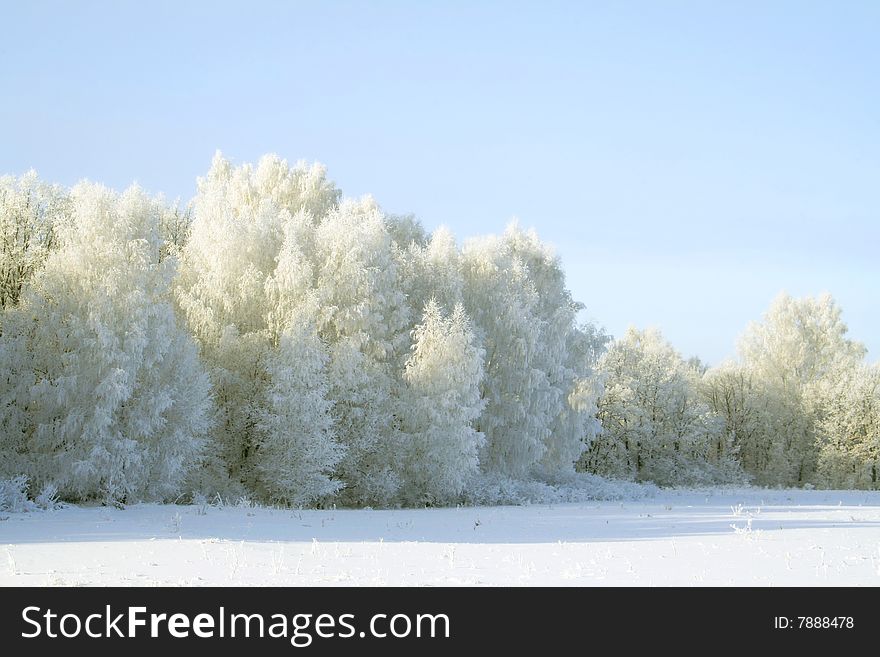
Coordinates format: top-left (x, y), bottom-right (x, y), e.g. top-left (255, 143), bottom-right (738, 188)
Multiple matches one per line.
top-left (2, 1), bottom-right (877, 363)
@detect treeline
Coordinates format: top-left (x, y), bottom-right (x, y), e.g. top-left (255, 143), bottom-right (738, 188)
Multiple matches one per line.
top-left (0, 155), bottom-right (876, 508)
top-left (584, 304), bottom-right (879, 489)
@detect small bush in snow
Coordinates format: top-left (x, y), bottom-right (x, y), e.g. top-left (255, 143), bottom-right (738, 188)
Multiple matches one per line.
top-left (0, 476), bottom-right (33, 512)
top-left (34, 483), bottom-right (62, 510)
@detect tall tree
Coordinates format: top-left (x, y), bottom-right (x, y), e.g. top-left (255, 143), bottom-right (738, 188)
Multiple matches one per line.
top-left (399, 301), bottom-right (485, 505)
top-left (0, 184), bottom-right (211, 502)
top-left (462, 223), bottom-right (595, 477)
top-left (312, 197), bottom-right (411, 505)
top-left (255, 319), bottom-right (343, 505)
top-left (175, 153), bottom-right (343, 496)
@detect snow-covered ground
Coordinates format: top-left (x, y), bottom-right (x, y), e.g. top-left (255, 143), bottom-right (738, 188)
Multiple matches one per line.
top-left (2, 489), bottom-right (880, 586)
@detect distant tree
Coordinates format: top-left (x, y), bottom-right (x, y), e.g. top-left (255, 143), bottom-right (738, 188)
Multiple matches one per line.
top-left (703, 363), bottom-right (768, 480)
top-left (733, 293), bottom-right (866, 485)
top-left (816, 364), bottom-right (880, 489)
top-left (585, 328), bottom-right (741, 486)
top-left (739, 293), bottom-right (866, 388)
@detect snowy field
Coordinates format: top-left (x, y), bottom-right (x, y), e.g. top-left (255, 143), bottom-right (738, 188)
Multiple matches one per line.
top-left (2, 489), bottom-right (880, 586)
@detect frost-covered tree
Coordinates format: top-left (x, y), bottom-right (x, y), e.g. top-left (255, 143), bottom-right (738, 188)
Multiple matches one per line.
top-left (158, 201), bottom-right (193, 262)
top-left (255, 320), bottom-right (343, 505)
top-left (176, 152), bottom-right (337, 344)
top-left (585, 328), bottom-right (741, 486)
top-left (462, 223), bottom-right (594, 477)
top-left (731, 293), bottom-right (867, 485)
top-left (312, 198), bottom-right (411, 505)
top-left (816, 364), bottom-right (880, 489)
top-left (555, 322), bottom-right (610, 477)
top-left (462, 229), bottom-right (543, 475)
top-left (386, 213), bottom-right (428, 251)
top-left (0, 171), bottom-right (69, 310)
top-left (326, 337), bottom-right (400, 505)
top-left (539, 322), bottom-right (609, 477)
top-left (703, 364), bottom-right (767, 479)
top-left (312, 197), bottom-right (410, 361)
top-left (0, 184), bottom-right (211, 502)
top-left (739, 293), bottom-right (866, 389)
top-left (703, 361), bottom-right (804, 485)
top-left (398, 301), bottom-right (485, 505)
top-left (400, 225), bottom-right (465, 320)
top-left (175, 153), bottom-right (342, 496)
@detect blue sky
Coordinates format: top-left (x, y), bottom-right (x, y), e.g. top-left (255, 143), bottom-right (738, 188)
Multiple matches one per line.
top-left (2, 1), bottom-right (877, 363)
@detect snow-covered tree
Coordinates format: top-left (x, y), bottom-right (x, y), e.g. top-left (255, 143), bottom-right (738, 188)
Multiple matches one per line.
top-left (386, 213), bottom-right (428, 251)
top-left (312, 197), bottom-right (411, 505)
top-left (400, 225), bottom-right (465, 320)
top-left (175, 153), bottom-right (341, 495)
top-left (739, 293), bottom-right (866, 389)
top-left (524, 245), bottom-right (604, 481)
top-left (255, 320), bottom-right (343, 505)
top-left (398, 301), bottom-right (485, 505)
top-left (176, 153), bottom-right (330, 343)
top-left (312, 197), bottom-right (410, 361)
top-left (702, 361), bottom-right (804, 485)
top-left (703, 363), bottom-right (766, 479)
top-left (585, 328), bottom-right (741, 486)
top-left (0, 184), bottom-right (211, 502)
top-left (731, 293), bottom-right (867, 485)
top-left (553, 322), bottom-right (610, 477)
top-left (326, 337), bottom-right (400, 505)
top-left (816, 364), bottom-right (880, 489)
top-left (0, 171), bottom-right (69, 310)
top-left (158, 201), bottom-right (193, 262)
top-left (462, 223), bottom-right (593, 477)
top-left (462, 229), bottom-right (540, 475)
